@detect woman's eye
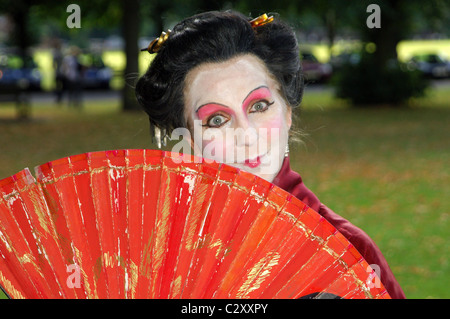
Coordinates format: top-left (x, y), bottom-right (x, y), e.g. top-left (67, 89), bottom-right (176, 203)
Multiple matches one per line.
top-left (205, 114), bottom-right (228, 127)
top-left (249, 100), bottom-right (273, 113)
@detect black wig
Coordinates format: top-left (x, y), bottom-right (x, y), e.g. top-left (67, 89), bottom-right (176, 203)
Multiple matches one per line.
top-left (135, 10), bottom-right (303, 134)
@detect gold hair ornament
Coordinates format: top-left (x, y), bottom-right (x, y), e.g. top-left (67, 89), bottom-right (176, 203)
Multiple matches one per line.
top-left (249, 13), bottom-right (274, 28)
top-left (141, 30), bottom-right (172, 54)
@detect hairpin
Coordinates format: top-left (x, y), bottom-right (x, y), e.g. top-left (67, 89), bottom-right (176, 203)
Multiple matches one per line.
top-left (150, 123), bottom-right (167, 149)
top-left (141, 30), bottom-right (172, 54)
top-left (250, 13), bottom-right (274, 28)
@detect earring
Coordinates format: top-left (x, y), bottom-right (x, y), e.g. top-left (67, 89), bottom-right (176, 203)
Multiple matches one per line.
top-left (151, 123), bottom-right (167, 149)
top-left (284, 143), bottom-right (290, 157)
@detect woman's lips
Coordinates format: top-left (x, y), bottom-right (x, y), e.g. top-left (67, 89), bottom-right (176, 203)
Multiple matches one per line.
top-left (244, 156), bottom-right (261, 168)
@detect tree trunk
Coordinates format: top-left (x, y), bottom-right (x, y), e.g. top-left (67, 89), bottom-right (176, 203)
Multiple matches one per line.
top-left (10, 0), bottom-right (31, 60)
top-left (325, 8), bottom-right (336, 52)
top-left (364, 0), bottom-right (404, 69)
top-left (122, 0), bottom-right (141, 111)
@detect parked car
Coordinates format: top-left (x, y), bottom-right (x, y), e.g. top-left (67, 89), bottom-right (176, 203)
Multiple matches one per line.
top-left (300, 52), bottom-right (333, 83)
top-left (0, 53), bottom-right (42, 92)
top-left (329, 52), bottom-right (361, 71)
top-left (407, 53), bottom-right (450, 79)
top-left (79, 54), bottom-right (112, 89)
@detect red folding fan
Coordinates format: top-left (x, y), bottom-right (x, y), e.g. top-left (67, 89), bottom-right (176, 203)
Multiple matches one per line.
top-left (0, 149), bottom-right (390, 299)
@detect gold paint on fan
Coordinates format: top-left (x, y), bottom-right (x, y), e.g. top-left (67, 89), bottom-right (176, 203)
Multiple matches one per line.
top-left (236, 251), bottom-right (281, 298)
top-left (170, 275), bottom-right (183, 298)
top-left (150, 169), bottom-right (172, 297)
top-left (73, 245), bottom-right (97, 299)
top-left (0, 271), bottom-right (25, 299)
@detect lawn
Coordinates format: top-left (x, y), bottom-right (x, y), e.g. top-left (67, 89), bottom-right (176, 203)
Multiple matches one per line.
top-left (290, 85), bottom-right (449, 299)
top-left (0, 84), bottom-right (449, 299)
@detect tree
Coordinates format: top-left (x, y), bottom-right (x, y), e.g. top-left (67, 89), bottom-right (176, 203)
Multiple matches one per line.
top-left (122, 0), bottom-right (140, 111)
top-left (0, 0), bottom-right (33, 60)
top-left (332, 0), bottom-right (448, 106)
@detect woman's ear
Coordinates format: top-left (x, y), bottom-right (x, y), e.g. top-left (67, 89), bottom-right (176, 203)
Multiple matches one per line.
top-left (286, 106), bottom-right (292, 130)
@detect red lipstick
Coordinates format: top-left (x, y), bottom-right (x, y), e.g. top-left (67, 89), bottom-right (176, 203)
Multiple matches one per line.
top-left (244, 156), bottom-right (261, 168)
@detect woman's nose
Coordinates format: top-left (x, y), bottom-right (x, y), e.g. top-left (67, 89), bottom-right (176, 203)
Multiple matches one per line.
top-left (233, 117), bottom-right (258, 147)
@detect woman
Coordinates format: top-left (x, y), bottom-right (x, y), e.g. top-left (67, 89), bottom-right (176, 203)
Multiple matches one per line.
top-left (136, 10), bottom-right (405, 299)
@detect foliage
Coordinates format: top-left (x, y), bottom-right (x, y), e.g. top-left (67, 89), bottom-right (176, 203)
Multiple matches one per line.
top-left (332, 52), bottom-right (429, 106)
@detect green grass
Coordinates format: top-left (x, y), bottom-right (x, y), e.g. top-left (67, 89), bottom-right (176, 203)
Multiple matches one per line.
top-left (0, 103), bottom-right (154, 178)
top-left (293, 89), bottom-right (449, 298)
top-left (0, 85), bottom-right (449, 299)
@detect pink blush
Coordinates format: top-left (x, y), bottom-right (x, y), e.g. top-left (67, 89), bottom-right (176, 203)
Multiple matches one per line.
top-left (264, 117), bottom-right (283, 129)
top-left (258, 116), bottom-right (284, 140)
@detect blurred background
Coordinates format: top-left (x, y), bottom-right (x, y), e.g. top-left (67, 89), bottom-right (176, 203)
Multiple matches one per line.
top-left (0, 0), bottom-right (449, 298)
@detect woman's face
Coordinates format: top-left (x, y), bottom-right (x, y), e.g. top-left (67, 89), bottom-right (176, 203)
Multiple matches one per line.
top-left (183, 54), bottom-right (292, 182)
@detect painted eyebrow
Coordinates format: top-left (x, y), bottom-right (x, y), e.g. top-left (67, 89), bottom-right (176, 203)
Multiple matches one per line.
top-left (195, 102), bottom-right (230, 114)
top-left (241, 85), bottom-right (270, 105)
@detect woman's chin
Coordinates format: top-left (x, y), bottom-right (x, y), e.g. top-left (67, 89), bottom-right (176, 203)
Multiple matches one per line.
top-left (203, 152), bottom-right (282, 183)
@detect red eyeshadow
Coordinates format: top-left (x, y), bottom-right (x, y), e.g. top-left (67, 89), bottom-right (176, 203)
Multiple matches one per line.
top-left (196, 104), bottom-right (234, 120)
top-left (241, 87), bottom-right (272, 112)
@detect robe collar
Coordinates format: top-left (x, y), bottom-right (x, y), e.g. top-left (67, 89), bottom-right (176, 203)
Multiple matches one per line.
top-left (272, 156), bottom-right (321, 212)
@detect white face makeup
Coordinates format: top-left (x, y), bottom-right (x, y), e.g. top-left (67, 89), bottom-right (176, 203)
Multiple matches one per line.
top-left (183, 54), bottom-right (292, 182)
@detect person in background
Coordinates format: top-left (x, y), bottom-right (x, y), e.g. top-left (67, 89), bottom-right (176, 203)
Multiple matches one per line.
top-left (61, 46), bottom-right (84, 108)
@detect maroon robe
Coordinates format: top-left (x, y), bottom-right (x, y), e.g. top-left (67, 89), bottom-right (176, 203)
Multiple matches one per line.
top-left (272, 157), bottom-right (406, 299)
